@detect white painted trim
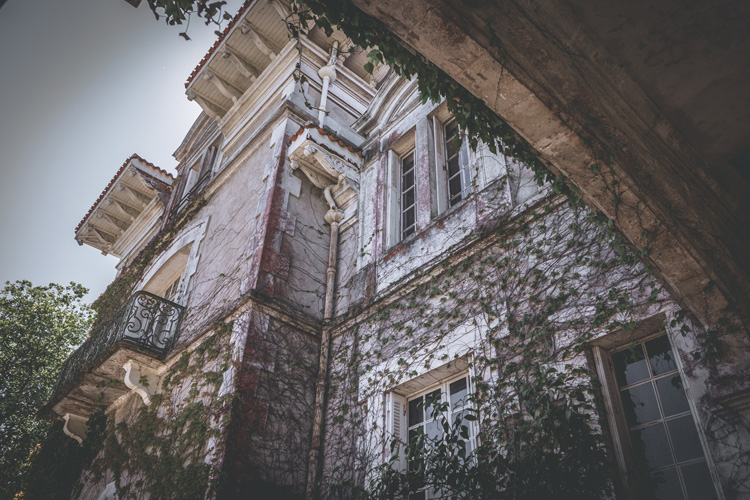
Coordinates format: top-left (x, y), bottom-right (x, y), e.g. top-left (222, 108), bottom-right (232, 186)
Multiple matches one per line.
top-left (138, 216), bottom-right (210, 305)
top-left (123, 360), bottom-right (160, 406)
top-left (62, 413), bottom-right (87, 445)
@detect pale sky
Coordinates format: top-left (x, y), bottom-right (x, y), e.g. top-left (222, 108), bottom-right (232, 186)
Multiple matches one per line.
top-left (0, 0), bottom-right (242, 303)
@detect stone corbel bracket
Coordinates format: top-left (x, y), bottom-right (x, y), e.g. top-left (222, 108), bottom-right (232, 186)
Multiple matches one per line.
top-left (289, 137), bottom-right (361, 231)
top-left (63, 413), bottom-right (88, 445)
top-left (123, 360), bottom-right (161, 406)
top-left (289, 135), bottom-right (360, 196)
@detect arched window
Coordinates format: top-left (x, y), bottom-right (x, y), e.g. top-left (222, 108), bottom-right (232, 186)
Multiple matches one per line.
top-left (138, 217), bottom-right (209, 306)
top-left (142, 245), bottom-right (191, 303)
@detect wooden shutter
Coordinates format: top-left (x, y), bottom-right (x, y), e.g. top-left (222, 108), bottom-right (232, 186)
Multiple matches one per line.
top-left (593, 346), bottom-right (630, 474)
top-left (386, 392), bottom-right (408, 470)
top-left (432, 116), bottom-right (448, 215)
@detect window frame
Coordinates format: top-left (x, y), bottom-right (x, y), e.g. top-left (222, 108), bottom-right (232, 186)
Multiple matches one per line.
top-left (400, 148), bottom-right (417, 240)
top-left (593, 331), bottom-right (721, 500)
top-left (385, 368), bottom-right (478, 500)
top-left (385, 128), bottom-right (418, 247)
top-left (442, 118), bottom-right (472, 208)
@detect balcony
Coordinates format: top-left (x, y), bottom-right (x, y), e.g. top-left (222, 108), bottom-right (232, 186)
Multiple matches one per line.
top-left (42, 291), bottom-right (184, 420)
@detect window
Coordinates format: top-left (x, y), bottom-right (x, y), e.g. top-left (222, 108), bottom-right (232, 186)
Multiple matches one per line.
top-left (443, 120), bottom-right (472, 207)
top-left (388, 372), bottom-right (476, 500)
top-left (401, 150), bottom-right (417, 239)
top-left (597, 333), bottom-right (718, 500)
top-left (141, 245), bottom-right (190, 304)
top-left (172, 142), bottom-right (220, 216)
top-left (385, 129), bottom-right (417, 246)
top-left (163, 275), bottom-right (181, 302)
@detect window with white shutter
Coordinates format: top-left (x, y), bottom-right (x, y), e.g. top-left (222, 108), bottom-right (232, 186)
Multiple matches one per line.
top-left (386, 369), bottom-right (477, 500)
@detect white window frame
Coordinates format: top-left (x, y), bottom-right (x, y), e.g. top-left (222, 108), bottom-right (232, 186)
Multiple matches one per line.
top-left (593, 331), bottom-right (723, 500)
top-left (431, 113), bottom-right (473, 217)
top-left (138, 217), bottom-right (209, 306)
top-left (386, 371), bottom-right (477, 500)
top-left (442, 119), bottom-right (472, 207)
top-left (163, 274), bottom-right (182, 302)
top-left (385, 130), bottom-right (417, 247)
top-left (400, 149), bottom-right (417, 240)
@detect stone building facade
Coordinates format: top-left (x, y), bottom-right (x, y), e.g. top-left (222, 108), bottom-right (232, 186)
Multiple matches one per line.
top-left (41, 2), bottom-right (750, 499)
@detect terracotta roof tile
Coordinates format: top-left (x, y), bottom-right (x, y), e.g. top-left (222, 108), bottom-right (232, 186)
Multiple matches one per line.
top-left (75, 154), bottom-right (174, 234)
top-left (185, 0), bottom-right (253, 88)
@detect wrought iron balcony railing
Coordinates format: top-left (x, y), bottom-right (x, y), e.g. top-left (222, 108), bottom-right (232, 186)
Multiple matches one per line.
top-left (47, 291), bottom-right (184, 409)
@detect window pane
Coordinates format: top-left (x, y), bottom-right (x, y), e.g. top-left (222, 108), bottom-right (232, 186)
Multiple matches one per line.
top-left (449, 175), bottom-right (463, 204)
top-left (403, 152), bottom-right (415, 171)
top-left (667, 415), bottom-right (704, 462)
top-left (425, 419), bottom-right (443, 448)
top-left (447, 156), bottom-right (461, 178)
top-left (453, 409), bottom-right (473, 443)
top-left (403, 187), bottom-right (415, 209)
top-left (631, 423), bottom-right (674, 469)
top-left (649, 467), bottom-right (685, 500)
top-left (647, 335), bottom-right (678, 375)
top-left (681, 461), bottom-right (717, 500)
top-left (424, 389), bottom-right (442, 421)
top-left (409, 397), bottom-right (424, 427)
top-left (656, 375), bottom-right (690, 417)
top-left (403, 168), bottom-right (415, 189)
top-left (622, 382), bottom-right (661, 426)
top-left (613, 345), bottom-right (649, 386)
top-left (403, 207), bottom-right (415, 235)
top-left (450, 378), bottom-right (468, 409)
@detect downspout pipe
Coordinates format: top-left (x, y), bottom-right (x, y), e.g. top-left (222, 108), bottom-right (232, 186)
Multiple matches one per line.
top-left (307, 177), bottom-right (344, 500)
top-left (317, 41), bottom-right (339, 128)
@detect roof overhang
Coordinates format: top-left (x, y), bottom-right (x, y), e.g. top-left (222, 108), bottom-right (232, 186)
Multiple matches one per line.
top-left (75, 155), bottom-right (173, 258)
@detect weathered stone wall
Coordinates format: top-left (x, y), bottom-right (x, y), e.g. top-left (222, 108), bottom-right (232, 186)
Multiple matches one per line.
top-left (319, 194), bottom-right (750, 498)
top-left (75, 323), bottom-right (234, 500)
top-left (219, 304), bottom-right (319, 499)
top-left (172, 133), bottom-right (273, 347)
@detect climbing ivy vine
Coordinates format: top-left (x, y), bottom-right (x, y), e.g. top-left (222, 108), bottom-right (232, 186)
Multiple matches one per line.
top-left (83, 322), bottom-right (233, 499)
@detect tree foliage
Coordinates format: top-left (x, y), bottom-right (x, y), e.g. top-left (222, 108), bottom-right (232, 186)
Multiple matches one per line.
top-left (0, 281), bottom-right (93, 499)
top-left (145, 0), bottom-right (232, 39)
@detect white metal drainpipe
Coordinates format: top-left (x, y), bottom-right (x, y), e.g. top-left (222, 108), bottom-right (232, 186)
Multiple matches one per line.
top-left (317, 41), bottom-right (339, 128)
top-left (306, 177), bottom-right (344, 500)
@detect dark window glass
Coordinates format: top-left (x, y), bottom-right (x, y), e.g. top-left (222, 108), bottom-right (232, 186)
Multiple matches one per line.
top-left (650, 468), bottom-right (685, 500)
top-left (668, 416), bottom-right (704, 462)
top-left (611, 334), bottom-right (714, 500)
top-left (403, 187), bottom-right (415, 209)
top-left (444, 120), bottom-right (470, 207)
top-left (647, 336), bottom-right (678, 375)
top-left (613, 345), bottom-right (650, 387)
top-left (424, 389), bottom-right (441, 421)
top-left (409, 397), bottom-right (424, 427)
top-left (681, 461), bottom-right (718, 500)
top-left (632, 423), bottom-right (674, 469)
top-left (450, 378), bottom-right (468, 408)
top-left (622, 382), bottom-right (661, 426)
top-left (656, 375), bottom-right (690, 417)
